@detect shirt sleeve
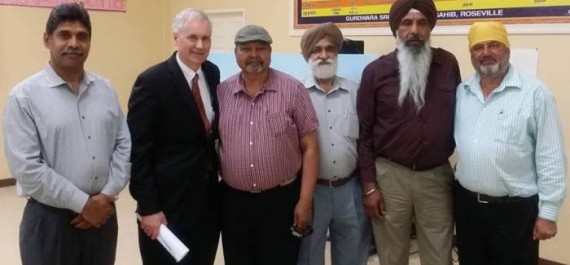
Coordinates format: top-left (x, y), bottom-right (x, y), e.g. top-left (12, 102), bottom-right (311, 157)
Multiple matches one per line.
top-left (3, 90), bottom-right (89, 213)
top-left (293, 83), bottom-right (318, 136)
top-left (534, 88), bottom-right (567, 221)
top-left (356, 63), bottom-right (378, 185)
top-left (101, 92), bottom-right (131, 197)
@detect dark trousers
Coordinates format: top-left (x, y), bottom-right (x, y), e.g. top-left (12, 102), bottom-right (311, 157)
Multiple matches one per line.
top-left (221, 179), bottom-right (301, 265)
top-left (454, 181), bottom-right (539, 265)
top-left (20, 200), bottom-right (117, 265)
top-left (137, 206), bottom-right (220, 265)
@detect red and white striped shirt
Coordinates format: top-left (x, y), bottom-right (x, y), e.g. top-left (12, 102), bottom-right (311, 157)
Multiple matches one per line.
top-left (218, 69), bottom-right (318, 192)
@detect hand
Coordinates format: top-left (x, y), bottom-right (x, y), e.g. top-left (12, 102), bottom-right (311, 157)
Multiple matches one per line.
top-left (81, 194), bottom-right (115, 228)
top-left (533, 217), bottom-right (557, 240)
top-left (363, 189), bottom-right (386, 220)
top-left (140, 212), bottom-right (167, 240)
top-left (293, 199), bottom-right (313, 231)
top-left (70, 214), bottom-right (93, 230)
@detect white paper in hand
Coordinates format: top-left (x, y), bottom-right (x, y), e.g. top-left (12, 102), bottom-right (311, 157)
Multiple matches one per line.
top-left (156, 224), bottom-right (190, 262)
top-left (136, 214), bottom-right (189, 262)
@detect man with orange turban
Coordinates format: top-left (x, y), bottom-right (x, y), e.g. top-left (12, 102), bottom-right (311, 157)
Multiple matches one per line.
top-left (357, 0), bottom-right (461, 264)
top-left (454, 21), bottom-right (566, 265)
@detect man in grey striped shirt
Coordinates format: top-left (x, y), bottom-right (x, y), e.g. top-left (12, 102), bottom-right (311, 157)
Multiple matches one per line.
top-left (454, 21), bottom-right (566, 265)
top-left (3, 3), bottom-right (130, 265)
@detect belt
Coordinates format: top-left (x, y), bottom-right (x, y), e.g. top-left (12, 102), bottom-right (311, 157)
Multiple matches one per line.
top-left (316, 174), bottom-right (355, 188)
top-left (249, 177), bottom-right (298, 193)
top-left (456, 182), bottom-right (534, 204)
top-left (385, 157), bottom-right (443, 171)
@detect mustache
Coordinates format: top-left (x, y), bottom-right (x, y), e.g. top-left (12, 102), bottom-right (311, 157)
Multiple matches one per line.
top-left (62, 49), bottom-right (83, 55)
top-left (312, 58), bottom-right (334, 64)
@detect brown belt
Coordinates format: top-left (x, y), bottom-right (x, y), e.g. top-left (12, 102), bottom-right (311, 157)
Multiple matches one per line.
top-left (316, 174), bottom-right (355, 188)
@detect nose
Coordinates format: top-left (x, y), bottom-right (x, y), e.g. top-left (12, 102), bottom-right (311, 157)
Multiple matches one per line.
top-left (68, 36), bottom-right (78, 48)
top-left (318, 49), bottom-right (328, 59)
top-left (196, 39), bottom-right (204, 49)
top-left (410, 22), bottom-right (418, 35)
top-left (481, 45), bottom-right (492, 56)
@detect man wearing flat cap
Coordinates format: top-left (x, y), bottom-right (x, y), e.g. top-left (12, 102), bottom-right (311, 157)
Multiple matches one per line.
top-left (357, 0), bottom-right (461, 264)
top-left (217, 24), bottom-right (319, 265)
top-left (297, 22), bottom-right (371, 265)
top-left (454, 21), bottom-right (566, 265)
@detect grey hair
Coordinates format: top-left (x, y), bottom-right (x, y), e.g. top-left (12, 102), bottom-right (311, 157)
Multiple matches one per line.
top-left (172, 8), bottom-right (211, 33)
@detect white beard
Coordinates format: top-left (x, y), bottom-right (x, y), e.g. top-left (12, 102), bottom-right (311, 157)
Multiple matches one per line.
top-left (396, 37), bottom-right (432, 110)
top-left (309, 57), bottom-right (338, 80)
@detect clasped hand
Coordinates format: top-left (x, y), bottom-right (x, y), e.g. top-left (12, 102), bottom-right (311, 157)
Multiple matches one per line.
top-left (71, 193), bottom-right (116, 229)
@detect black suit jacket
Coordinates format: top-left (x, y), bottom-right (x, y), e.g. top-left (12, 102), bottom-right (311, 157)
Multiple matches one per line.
top-left (128, 52), bottom-right (220, 225)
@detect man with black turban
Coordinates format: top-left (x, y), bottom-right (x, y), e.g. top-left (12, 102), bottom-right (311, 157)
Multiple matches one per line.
top-left (297, 22), bottom-right (371, 265)
top-left (356, 0), bottom-right (461, 264)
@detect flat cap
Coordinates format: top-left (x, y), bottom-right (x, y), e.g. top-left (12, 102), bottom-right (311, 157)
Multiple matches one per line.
top-left (235, 24), bottom-right (273, 44)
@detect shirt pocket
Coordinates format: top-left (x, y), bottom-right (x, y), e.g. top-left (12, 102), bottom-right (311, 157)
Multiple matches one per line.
top-left (493, 113), bottom-right (526, 146)
top-left (268, 112), bottom-right (294, 137)
top-left (341, 112), bottom-right (359, 139)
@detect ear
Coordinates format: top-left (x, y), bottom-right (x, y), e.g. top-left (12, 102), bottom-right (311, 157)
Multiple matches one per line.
top-left (43, 33), bottom-right (50, 48)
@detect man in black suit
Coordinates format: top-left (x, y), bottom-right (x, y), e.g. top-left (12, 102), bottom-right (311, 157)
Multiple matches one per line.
top-left (127, 8), bottom-right (220, 265)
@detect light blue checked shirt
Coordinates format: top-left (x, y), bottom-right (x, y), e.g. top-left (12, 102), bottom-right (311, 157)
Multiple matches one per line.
top-left (3, 64), bottom-right (131, 213)
top-left (454, 65), bottom-right (566, 221)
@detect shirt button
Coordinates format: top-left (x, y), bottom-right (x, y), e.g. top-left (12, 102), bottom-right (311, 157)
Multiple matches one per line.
top-left (87, 136), bottom-right (91, 139)
top-left (253, 183), bottom-right (257, 187)
top-left (329, 126), bottom-right (333, 129)
top-left (250, 164), bottom-right (254, 168)
top-left (333, 161), bottom-right (336, 164)
top-left (82, 116), bottom-right (85, 119)
top-left (331, 143), bottom-right (335, 146)
top-left (328, 110), bottom-right (331, 113)
top-left (94, 176), bottom-right (99, 180)
top-left (250, 121), bottom-right (254, 125)
top-left (92, 156), bottom-right (95, 160)
top-left (249, 141), bottom-right (253, 145)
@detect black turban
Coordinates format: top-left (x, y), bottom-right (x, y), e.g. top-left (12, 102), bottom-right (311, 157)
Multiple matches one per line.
top-left (389, 0), bottom-right (437, 37)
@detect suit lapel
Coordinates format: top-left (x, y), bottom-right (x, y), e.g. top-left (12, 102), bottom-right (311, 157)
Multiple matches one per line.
top-left (166, 53), bottom-right (204, 127)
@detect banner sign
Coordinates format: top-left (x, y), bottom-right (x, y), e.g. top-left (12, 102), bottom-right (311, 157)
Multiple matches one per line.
top-left (295, 0), bottom-right (570, 29)
top-left (0, 0), bottom-right (126, 12)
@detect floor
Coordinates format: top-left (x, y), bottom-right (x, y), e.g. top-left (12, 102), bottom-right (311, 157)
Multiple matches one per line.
top-left (0, 185), bottom-right (453, 265)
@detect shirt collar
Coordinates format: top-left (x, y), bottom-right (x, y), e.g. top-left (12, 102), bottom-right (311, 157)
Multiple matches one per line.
top-left (44, 63), bottom-right (94, 88)
top-left (176, 52), bottom-right (203, 81)
top-left (232, 68), bottom-right (278, 95)
top-left (304, 75), bottom-right (348, 94)
top-left (463, 64), bottom-right (521, 94)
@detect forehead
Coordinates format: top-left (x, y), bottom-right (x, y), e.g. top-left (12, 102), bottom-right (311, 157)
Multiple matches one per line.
top-left (179, 19), bottom-right (211, 35)
top-left (53, 21), bottom-right (89, 34)
top-left (401, 10), bottom-right (428, 21)
top-left (314, 38), bottom-right (334, 47)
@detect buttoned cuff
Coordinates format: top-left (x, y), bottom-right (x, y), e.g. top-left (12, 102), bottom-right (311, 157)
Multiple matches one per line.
top-left (69, 190), bottom-right (90, 213)
top-left (538, 202), bottom-right (560, 222)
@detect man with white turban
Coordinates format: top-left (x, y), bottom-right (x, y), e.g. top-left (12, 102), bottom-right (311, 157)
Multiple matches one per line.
top-left (356, 0), bottom-right (461, 264)
top-left (454, 21), bottom-right (566, 265)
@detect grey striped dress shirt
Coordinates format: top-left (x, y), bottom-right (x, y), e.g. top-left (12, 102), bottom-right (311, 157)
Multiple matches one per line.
top-left (3, 64), bottom-right (131, 213)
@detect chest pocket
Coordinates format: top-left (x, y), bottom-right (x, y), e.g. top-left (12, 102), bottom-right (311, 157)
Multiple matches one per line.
top-left (340, 112), bottom-right (359, 139)
top-left (268, 112), bottom-right (294, 137)
top-left (494, 113), bottom-right (527, 146)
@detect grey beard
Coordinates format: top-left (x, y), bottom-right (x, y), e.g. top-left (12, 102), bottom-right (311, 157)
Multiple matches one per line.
top-left (396, 37), bottom-right (432, 110)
